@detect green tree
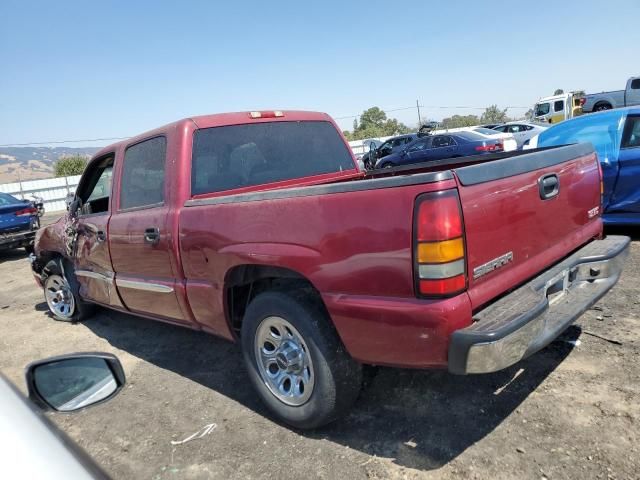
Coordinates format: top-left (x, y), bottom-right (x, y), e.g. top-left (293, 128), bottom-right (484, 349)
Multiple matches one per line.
top-left (54, 155), bottom-right (87, 177)
top-left (480, 105), bottom-right (510, 124)
top-left (440, 114), bottom-right (480, 129)
top-left (343, 107), bottom-right (411, 140)
top-left (554, 88), bottom-right (564, 95)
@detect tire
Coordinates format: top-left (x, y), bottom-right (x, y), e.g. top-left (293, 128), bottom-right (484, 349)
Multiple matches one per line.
top-left (380, 162), bottom-right (393, 169)
top-left (594, 102), bottom-right (612, 112)
top-left (24, 244), bottom-right (34, 255)
top-left (241, 290), bottom-right (362, 429)
top-left (43, 259), bottom-right (94, 322)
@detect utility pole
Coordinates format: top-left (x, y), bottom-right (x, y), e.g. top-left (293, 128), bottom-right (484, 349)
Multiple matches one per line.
top-left (416, 99), bottom-right (422, 126)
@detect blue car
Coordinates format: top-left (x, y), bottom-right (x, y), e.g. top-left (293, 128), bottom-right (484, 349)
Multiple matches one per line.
top-left (529, 107), bottom-right (640, 225)
top-left (375, 131), bottom-right (504, 168)
top-left (0, 192), bottom-right (39, 253)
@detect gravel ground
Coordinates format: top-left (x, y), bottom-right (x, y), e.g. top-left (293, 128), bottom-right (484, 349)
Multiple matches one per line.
top-left (0, 221), bottom-right (638, 480)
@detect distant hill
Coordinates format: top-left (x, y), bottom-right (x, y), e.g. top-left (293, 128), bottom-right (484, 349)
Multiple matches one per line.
top-left (0, 147), bottom-right (100, 183)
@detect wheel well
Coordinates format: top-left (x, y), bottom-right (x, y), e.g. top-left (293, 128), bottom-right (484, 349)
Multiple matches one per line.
top-left (32, 251), bottom-right (63, 275)
top-left (594, 101), bottom-right (612, 110)
top-left (225, 265), bottom-right (324, 338)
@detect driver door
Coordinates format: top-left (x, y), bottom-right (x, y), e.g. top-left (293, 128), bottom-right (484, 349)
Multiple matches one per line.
top-left (73, 153), bottom-right (120, 307)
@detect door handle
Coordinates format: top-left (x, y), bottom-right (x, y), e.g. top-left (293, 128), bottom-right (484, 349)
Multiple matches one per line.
top-left (538, 173), bottom-right (560, 199)
top-left (144, 227), bottom-right (160, 245)
top-left (96, 230), bottom-right (106, 242)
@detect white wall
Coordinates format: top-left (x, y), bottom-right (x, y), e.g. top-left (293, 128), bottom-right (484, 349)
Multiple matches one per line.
top-left (0, 175), bottom-right (81, 212)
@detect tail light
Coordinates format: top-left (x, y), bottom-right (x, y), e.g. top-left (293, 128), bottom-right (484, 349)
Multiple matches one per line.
top-left (597, 158), bottom-right (604, 208)
top-left (475, 143), bottom-right (503, 152)
top-left (414, 190), bottom-right (467, 297)
top-left (579, 98), bottom-right (586, 106)
top-left (15, 206), bottom-right (37, 217)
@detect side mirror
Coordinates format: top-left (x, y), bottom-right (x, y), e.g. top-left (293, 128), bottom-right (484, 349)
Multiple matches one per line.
top-left (65, 193), bottom-right (75, 211)
top-left (69, 197), bottom-right (82, 216)
top-left (26, 353), bottom-right (126, 412)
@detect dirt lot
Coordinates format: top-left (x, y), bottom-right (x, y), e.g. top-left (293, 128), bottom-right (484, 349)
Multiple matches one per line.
top-left (0, 221), bottom-right (638, 480)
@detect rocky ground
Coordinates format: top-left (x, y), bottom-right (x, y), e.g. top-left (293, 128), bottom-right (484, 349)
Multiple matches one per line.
top-left (0, 224), bottom-right (638, 479)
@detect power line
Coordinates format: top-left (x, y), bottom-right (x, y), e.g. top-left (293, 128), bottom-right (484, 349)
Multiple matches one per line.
top-left (0, 136), bottom-right (130, 147)
top-left (1, 103), bottom-right (533, 145)
top-left (334, 104), bottom-right (530, 120)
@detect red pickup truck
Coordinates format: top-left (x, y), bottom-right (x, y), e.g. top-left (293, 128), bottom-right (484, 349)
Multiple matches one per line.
top-left (30, 110), bottom-right (629, 428)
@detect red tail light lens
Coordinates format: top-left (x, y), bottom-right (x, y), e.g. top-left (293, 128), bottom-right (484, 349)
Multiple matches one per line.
top-left (15, 207), bottom-right (37, 217)
top-left (579, 98), bottom-right (586, 106)
top-left (414, 190), bottom-right (467, 298)
top-left (475, 143), bottom-right (503, 152)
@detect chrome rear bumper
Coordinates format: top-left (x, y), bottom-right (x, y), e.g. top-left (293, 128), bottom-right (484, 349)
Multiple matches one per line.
top-left (448, 235), bottom-right (630, 375)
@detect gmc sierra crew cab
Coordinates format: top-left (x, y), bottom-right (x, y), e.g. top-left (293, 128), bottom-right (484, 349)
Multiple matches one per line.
top-left (30, 110), bottom-right (629, 428)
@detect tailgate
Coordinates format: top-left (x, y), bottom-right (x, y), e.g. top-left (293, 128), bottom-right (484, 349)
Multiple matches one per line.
top-left (454, 143), bottom-right (602, 310)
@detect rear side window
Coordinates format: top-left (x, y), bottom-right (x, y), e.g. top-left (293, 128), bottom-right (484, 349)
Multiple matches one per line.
top-left (631, 79), bottom-right (640, 89)
top-left (120, 136), bottom-right (167, 210)
top-left (191, 121), bottom-right (354, 195)
top-left (554, 100), bottom-right (565, 112)
top-left (621, 116), bottom-right (640, 149)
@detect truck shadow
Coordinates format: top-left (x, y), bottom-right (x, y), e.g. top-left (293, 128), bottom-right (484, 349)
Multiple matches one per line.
top-left (80, 309), bottom-right (579, 471)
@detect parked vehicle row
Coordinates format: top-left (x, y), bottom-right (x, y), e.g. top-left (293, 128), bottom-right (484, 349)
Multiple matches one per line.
top-left (374, 131), bottom-right (505, 168)
top-left (525, 107), bottom-right (640, 225)
top-left (29, 110), bottom-right (628, 429)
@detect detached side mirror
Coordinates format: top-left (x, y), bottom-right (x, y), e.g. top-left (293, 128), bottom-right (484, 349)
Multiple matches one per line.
top-left (68, 197), bottom-right (82, 217)
top-left (26, 353), bottom-right (126, 412)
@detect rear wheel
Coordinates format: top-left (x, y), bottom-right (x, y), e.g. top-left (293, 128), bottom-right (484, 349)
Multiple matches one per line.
top-left (380, 162), bottom-right (393, 169)
top-left (241, 290), bottom-right (362, 429)
top-left (43, 260), bottom-right (94, 322)
top-left (594, 102), bottom-right (612, 112)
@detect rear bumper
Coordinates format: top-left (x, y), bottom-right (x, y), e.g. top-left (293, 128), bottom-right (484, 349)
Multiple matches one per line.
top-left (0, 228), bottom-right (36, 250)
top-left (448, 235), bottom-right (630, 375)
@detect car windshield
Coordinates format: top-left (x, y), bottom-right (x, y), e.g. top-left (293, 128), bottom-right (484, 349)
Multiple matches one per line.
top-left (537, 110), bottom-right (625, 162)
top-left (0, 192), bottom-right (20, 206)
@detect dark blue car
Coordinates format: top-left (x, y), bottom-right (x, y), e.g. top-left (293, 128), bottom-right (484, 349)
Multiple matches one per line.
top-left (375, 131), bottom-right (504, 168)
top-left (0, 192), bottom-right (39, 253)
top-left (529, 107), bottom-right (640, 225)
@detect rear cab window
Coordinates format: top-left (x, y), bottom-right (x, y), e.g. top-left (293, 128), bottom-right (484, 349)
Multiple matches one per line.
top-left (191, 121), bottom-right (355, 196)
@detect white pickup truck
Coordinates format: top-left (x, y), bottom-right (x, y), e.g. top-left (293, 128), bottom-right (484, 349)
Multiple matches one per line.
top-left (583, 76), bottom-right (640, 112)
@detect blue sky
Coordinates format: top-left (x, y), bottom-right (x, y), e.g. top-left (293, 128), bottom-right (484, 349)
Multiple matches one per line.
top-left (1, 0), bottom-right (639, 146)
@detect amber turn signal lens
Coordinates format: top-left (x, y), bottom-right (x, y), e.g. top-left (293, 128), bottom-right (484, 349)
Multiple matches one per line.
top-left (417, 237), bottom-right (464, 264)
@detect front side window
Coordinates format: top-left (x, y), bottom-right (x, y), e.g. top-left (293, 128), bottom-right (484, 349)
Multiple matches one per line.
top-left (120, 137), bottom-right (166, 210)
top-left (508, 125), bottom-right (522, 133)
top-left (408, 141), bottom-right (428, 152)
top-left (554, 100), bottom-right (565, 112)
top-left (191, 121), bottom-right (355, 195)
top-left (77, 155), bottom-right (114, 215)
top-left (535, 103), bottom-right (550, 116)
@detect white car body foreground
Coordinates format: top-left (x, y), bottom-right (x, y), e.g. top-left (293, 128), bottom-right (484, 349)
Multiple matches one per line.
top-left (491, 122), bottom-right (548, 148)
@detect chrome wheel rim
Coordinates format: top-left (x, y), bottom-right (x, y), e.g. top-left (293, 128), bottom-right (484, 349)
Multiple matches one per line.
top-left (44, 274), bottom-right (75, 320)
top-left (254, 316), bottom-right (314, 406)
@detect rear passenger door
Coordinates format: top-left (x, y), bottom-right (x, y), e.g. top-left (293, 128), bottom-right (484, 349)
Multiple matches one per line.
top-left (429, 135), bottom-right (458, 160)
top-left (108, 136), bottom-right (190, 324)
